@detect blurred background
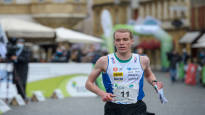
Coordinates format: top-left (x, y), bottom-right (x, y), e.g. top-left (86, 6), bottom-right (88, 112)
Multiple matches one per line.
top-left (0, 0), bottom-right (205, 115)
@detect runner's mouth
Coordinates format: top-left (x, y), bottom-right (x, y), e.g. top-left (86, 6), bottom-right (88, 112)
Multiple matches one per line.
top-left (119, 47), bottom-right (126, 49)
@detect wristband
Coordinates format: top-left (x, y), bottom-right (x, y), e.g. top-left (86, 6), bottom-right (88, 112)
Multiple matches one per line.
top-left (151, 80), bottom-right (158, 84)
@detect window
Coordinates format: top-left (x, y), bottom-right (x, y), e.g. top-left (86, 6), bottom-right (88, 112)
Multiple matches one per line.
top-left (181, 0), bottom-right (186, 3)
top-left (38, 0), bottom-right (45, 3)
top-left (53, 0), bottom-right (65, 3)
top-left (181, 11), bottom-right (186, 18)
top-left (16, 0), bottom-right (30, 4)
top-left (163, 1), bottom-right (168, 20)
top-left (115, 8), bottom-right (119, 24)
top-left (74, 0), bottom-right (81, 2)
top-left (3, 0), bottom-right (13, 4)
top-left (173, 10), bottom-right (177, 19)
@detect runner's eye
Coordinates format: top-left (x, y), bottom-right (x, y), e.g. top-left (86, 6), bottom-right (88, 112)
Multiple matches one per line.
top-left (123, 38), bottom-right (129, 41)
top-left (115, 39), bottom-right (120, 42)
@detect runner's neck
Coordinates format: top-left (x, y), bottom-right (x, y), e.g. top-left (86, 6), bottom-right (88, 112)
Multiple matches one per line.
top-left (115, 52), bottom-right (132, 62)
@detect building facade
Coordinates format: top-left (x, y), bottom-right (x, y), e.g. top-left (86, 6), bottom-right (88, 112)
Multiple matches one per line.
top-left (191, 0), bottom-right (205, 30)
top-left (0, 0), bottom-right (87, 28)
top-left (0, 0), bottom-right (88, 62)
top-left (92, 0), bottom-right (131, 36)
top-left (138, 0), bottom-right (191, 53)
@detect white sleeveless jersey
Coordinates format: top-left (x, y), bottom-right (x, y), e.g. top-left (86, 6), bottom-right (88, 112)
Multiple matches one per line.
top-left (102, 53), bottom-right (144, 104)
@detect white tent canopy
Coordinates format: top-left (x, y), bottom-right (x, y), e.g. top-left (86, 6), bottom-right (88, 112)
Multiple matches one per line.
top-left (56, 27), bottom-right (103, 43)
top-left (192, 34), bottom-right (205, 48)
top-left (179, 32), bottom-right (200, 43)
top-left (0, 18), bottom-right (55, 38)
top-left (192, 43), bottom-right (205, 48)
top-left (196, 34), bottom-right (205, 43)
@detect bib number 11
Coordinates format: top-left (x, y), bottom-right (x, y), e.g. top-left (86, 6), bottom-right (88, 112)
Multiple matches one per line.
top-left (121, 91), bottom-right (129, 97)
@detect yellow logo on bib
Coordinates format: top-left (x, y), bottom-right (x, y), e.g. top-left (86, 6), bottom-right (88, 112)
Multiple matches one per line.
top-left (113, 72), bottom-right (123, 77)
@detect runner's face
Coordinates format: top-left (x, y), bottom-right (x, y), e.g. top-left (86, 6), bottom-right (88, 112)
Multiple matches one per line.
top-left (114, 32), bottom-right (133, 54)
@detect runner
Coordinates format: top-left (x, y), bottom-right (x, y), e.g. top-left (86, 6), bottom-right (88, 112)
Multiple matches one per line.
top-left (86, 29), bottom-right (165, 115)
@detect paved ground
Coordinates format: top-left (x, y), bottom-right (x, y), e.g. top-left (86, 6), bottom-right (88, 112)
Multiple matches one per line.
top-left (3, 71), bottom-right (205, 115)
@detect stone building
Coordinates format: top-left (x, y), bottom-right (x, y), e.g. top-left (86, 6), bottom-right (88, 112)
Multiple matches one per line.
top-left (0, 0), bottom-right (88, 28)
top-left (138, 0), bottom-right (191, 53)
top-left (0, 0), bottom-right (88, 61)
top-left (92, 0), bottom-right (131, 36)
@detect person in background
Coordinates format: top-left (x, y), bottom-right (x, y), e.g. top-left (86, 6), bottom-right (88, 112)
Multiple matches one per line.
top-left (70, 48), bottom-right (82, 62)
top-left (137, 47), bottom-right (145, 56)
top-left (167, 49), bottom-right (181, 83)
top-left (181, 48), bottom-right (190, 65)
top-left (197, 49), bottom-right (205, 66)
top-left (0, 56), bottom-right (3, 62)
top-left (51, 45), bottom-right (70, 62)
top-left (11, 39), bottom-right (31, 102)
top-left (185, 58), bottom-right (198, 85)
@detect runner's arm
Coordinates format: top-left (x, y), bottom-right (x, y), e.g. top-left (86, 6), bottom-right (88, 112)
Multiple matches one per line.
top-left (85, 56), bottom-right (115, 101)
top-left (141, 56), bottom-right (163, 89)
top-left (142, 56), bottom-right (168, 103)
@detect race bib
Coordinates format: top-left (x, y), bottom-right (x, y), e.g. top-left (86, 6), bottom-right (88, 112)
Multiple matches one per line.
top-left (113, 83), bottom-right (139, 104)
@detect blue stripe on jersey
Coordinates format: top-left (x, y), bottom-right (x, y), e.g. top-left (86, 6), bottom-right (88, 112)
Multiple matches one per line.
top-left (106, 55), bottom-right (109, 73)
top-left (102, 73), bottom-right (113, 93)
top-left (138, 54), bottom-right (144, 71)
top-left (137, 72), bottom-right (145, 100)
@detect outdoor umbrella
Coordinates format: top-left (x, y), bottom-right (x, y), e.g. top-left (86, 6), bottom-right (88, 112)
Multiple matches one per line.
top-left (192, 34), bottom-right (205, 48)
top-left (56, 27), bottom-right (103, 43)
top-left (0, 18), bottom-right (55, 38)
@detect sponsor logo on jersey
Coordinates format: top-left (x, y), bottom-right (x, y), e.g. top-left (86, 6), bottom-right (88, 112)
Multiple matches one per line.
top-left (128, 74), bottom-right (138, 76)
top-left (114, 78), bottom-right (123, 80)
top-left (113, 72), bottom-right (123, 77)
top-left (129, 84), bottom-right (134, 88)
top-left (127, 67), bottom-right (131, 71)
top-left (127, 67), bottom-right (139, 71)
top-left (134, 57), bottom-right (137, 63)
top-left (111, 57), bottom-right (115, 64)
top-left (128, 77), bottom-right (139, 81)
top-left (113, 72), bottom-right (123, 81)
top-left (114, 83), bottom-right (118, 88)
top-left (113, 83), bottom-right (124, 89)
top-left (132, 67), bottom-right (139, 70)
top-left (113, 67), bottom-right (118, 72)
top-left (128, 70), bottom-right (134, 73)
top-left (128, 74), bottom-right (140, 81)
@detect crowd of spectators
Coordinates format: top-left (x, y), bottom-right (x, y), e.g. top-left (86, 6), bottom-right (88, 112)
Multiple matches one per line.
top-left (47, 44), bottom-right (108, 64)
top-left (167, 48), bottom-right (205, 86)
top-left (1, 42), bottom-right (205, 87)
top-left (0, 42), bottom-right (108, 64)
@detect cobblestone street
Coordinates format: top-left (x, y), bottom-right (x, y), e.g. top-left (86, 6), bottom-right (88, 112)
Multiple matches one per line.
top-left (4, 72), bottom-right (205, 115)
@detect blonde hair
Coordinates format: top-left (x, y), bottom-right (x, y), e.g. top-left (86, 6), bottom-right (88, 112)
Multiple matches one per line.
top-left (113, 29), bottom-right (133, 39)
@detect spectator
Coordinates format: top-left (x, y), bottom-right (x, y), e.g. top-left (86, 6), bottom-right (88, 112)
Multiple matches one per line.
top-left (185, 58), bottom-right (198, 85)
top-left (11, 39), bottom-right (31, 102)
top-left (137, 47), bottom-right (145, 56)
top-left (181, 48), bottom-right (190, 65)
top-left (0, 56), bottom-right (3, 62)
top-left (167, 49), bottom-right (181, 83)
top-left (91, 50), bottom-right (101, 64)
top-left (70, 49), bottom-right (82, 62)
top-left (51, 45), bottom-right (70, 62)
top-left (197, 49), bottom-right (205, 66)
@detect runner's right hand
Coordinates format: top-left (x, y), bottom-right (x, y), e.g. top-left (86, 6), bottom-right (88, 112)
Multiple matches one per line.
top-left (101, 93), bottom-right (115, 102)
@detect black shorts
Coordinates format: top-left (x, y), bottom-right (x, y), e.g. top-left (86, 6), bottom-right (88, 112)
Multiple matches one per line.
top-left (104, 100), bottom-right (147, 115)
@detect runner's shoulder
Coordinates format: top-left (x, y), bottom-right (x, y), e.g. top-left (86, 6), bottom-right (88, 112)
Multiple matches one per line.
top-left (140, 55), bottom-right (149, 61)
top-left (139, 55), bottom-right (150, 65)
top-left (95, 56), bottom-right (108, 67)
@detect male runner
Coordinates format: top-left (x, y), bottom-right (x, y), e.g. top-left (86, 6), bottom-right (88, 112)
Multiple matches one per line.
top-left (85, 29), bottom-right (163, 115)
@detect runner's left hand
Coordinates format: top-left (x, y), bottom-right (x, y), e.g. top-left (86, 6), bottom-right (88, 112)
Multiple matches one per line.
top-left (152, 81), bottom-right (163, 91)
